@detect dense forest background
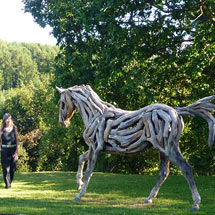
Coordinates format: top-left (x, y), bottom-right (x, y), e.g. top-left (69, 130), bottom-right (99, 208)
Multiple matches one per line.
top-left (0, 0), bottom-right (215, 175)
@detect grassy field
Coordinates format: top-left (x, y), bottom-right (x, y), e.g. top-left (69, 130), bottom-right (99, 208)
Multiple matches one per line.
top-left (0, 172), bottom-right (214, 215)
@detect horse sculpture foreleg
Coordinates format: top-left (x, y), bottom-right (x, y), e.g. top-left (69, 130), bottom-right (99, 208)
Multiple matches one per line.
top-left (74, 145), bottom-right (102, 202)
top-left (76, 150), bottom-right (90, 190)
top-left (144, 152), bottom-right (170, 204)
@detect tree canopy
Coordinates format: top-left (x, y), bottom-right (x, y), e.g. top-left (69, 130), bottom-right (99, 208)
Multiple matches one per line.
top-left (22, 0), bottom-right (215, 106)
top-left (0, 41), bottom-right (58, 90)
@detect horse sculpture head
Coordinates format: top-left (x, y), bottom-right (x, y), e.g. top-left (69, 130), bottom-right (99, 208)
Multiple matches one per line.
top-left (56, 87), bottom-right (76, 127)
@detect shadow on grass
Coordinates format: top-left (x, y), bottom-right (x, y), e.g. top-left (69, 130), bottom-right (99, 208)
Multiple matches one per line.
top-left (0, 196), bottom-right (198, 215)
top-left (0, 172), bottom-right (214, 215)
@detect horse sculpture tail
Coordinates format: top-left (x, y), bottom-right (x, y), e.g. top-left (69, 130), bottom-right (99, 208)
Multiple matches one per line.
top-left (175, 95), bottom-right (215, 147)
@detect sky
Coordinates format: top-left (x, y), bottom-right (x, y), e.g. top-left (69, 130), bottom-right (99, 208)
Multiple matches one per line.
top-left (0, 0), bottom-right (57, 46)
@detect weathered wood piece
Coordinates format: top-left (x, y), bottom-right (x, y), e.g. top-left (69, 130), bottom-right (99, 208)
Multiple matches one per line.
top-left (57, 85), bottom-right (215, 211)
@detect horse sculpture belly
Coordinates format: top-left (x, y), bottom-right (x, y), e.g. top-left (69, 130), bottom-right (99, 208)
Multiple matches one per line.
top-left (57, 85), bottom-right (215, 211)
top-left (101, 105), bottom-right (183, 156)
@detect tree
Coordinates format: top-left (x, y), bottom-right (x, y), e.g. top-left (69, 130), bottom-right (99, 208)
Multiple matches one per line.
top-left (22, 0), bottom-right (215, 175)
top-left (0, 41), bottom-right (59, 90)
top-left (0, 75), bottom-right (56, 171)
top-left (0, 41), bottom-right (39, 89)
top-left (0, 41), bottom-right (59, 171)
top-left (22, 0), bottom-right (215, 102)
top-left (22, 43), bottom-right (59, 74)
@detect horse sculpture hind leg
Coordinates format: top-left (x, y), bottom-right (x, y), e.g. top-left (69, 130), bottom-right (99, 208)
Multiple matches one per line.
top-left (168, 145), bottom-right (201, 211)
top-left (144, 152), bottom-right (170, 204)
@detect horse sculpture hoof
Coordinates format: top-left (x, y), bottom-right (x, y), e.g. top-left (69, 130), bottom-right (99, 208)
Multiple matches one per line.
top-left (144, 199), bottom-right (152, 204)
top-left (73, 196), bottom-right (81, 202)
top-left (191, 205), bottom-right (200, 211)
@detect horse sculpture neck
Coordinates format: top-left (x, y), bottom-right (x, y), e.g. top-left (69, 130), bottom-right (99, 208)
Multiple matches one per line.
top-left (68, 85), bottom-right (115, 127)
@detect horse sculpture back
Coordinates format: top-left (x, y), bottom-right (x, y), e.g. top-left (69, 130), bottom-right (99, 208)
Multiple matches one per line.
top-left (57, 85), bottom-right (215, 211)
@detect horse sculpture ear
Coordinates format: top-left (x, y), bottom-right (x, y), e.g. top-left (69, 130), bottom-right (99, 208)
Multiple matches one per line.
top-left (56, 86), bottom-right (65, 93)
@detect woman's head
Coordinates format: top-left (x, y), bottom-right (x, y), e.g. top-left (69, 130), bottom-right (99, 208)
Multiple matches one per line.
top-left (1, 113), bottom-right (13, 130)
top-left (3, 113), bottom-right (11, 121)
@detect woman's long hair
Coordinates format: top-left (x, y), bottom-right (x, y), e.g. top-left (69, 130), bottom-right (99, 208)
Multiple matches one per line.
top-left (0, 115), bottom-right (14, 132)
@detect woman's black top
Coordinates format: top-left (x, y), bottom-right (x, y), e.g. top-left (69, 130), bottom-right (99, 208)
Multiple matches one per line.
top-left (1, 127), bottom-right (17, 146)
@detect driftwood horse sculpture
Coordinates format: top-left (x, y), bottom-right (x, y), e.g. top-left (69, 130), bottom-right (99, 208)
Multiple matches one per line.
top-left (57, 85), bottom-right (215, 211)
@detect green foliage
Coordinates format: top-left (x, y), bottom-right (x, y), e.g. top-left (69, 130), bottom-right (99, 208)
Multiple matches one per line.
top-left (20, 129), bottom-right (42, 172)
top-left (22, 43), bottom-right (58, 74)
top-left (0, 41), bottom-right (59, 90)
top-left (20, 0), bottom-right (215, 175)
top-left (16, 141), bottom-right (30, 172)
top-left (37, 114), bottom-right (86, 171)
top-left (0, 78), bottom-right (54, 171)
top-left (0, 41), bottom-right (59, 171)
top-left (0, 41), bottom-right (38, 89)
top-left (22, 0), bottom-right (215, 98)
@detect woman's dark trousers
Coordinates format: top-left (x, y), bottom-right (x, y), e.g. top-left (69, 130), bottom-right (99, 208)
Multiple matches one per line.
top-left (1, 148), bottom-right (17, 188)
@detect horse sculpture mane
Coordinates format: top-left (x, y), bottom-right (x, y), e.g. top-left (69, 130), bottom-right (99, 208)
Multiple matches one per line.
top-left (57, 85), bottom-right (215, 211)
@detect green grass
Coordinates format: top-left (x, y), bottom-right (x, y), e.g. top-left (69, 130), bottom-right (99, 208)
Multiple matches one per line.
top-left (0, 172), bottom-right (214, 215)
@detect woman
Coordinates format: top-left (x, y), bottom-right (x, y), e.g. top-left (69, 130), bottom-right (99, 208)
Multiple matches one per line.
top-left (0, 113), bottom-right (19, 189)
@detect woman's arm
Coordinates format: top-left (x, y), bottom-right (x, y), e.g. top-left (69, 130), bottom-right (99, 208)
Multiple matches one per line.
top-left (14, 126), bottom-right (19, 158)
top-left (0, 130), bottom-right (2, 151)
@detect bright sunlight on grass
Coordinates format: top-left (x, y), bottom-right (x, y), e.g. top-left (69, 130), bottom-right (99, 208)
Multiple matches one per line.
top-left (0, 172), bottom-right (214, 215)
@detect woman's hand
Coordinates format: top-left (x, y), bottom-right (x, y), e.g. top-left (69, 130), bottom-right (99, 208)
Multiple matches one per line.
top-left (13, 152), bottom-right (18, 161)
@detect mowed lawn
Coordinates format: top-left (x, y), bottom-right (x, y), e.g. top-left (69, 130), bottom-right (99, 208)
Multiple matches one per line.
top-left (0, 172), bottom-right (214, 215)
